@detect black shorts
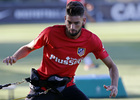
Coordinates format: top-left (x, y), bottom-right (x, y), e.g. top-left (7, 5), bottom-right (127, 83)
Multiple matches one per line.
top-left (25, 85), bottom-right (89, 100)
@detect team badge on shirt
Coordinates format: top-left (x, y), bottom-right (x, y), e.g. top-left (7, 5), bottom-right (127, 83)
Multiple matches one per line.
top-left (77, 47), bottom-right (86, 57)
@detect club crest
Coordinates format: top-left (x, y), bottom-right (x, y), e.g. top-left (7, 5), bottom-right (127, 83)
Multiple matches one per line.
top-left (77, 47), bottom-right (86, 57)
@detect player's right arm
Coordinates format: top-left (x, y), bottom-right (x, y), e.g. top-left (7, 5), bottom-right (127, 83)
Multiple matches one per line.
top-left (3, 27), bottom-right (49, 65)
top-left (3, 40), bottom-right (36, 65)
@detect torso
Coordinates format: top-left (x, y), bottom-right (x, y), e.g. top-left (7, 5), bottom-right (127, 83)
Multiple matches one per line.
top-left (33, 25), bottom-right (108, 86)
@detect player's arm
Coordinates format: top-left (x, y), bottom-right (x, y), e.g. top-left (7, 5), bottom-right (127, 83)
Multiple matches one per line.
top-left (101, 56), bottom-right (119, 98)
top-left (3, 40), bottom-right (36, 65)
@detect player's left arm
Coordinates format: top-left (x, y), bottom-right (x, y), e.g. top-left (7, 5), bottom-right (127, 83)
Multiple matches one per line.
top-left (101, 56), bottom-right (119, 98)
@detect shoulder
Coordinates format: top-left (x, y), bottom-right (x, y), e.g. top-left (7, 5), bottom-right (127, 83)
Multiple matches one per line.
top-left (45, 25), bottom-right (65, 32)
top-left (44, 24), bottom-right (65, 30)
top-left (82, 28), bottom-right (102, 49)
top-left (52, 25), bottom-right (66, 30)
top-left (82, 28), bottom-right (100, 40)
top-left (42, 25), bottom-right (65, 36)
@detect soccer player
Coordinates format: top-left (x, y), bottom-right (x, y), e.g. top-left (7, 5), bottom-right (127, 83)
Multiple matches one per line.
top-left (3, 1), bottom-right (119, 100)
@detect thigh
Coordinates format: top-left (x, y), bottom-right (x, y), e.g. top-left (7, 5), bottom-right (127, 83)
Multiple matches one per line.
top-left (25, 89), bottom-right (63, 100)
top-left (62, 85), bottom-right (89, 100)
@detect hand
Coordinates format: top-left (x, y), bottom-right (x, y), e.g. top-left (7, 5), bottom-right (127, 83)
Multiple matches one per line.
top-left (3, 56), bottom-right (17, 65)
top-left (104, 85), bottom-right (118, 98)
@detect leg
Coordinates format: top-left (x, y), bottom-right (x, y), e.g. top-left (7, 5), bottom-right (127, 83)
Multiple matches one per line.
top-left (62, 85), bottom-right (89, 100)
top-left (25, 89), bottom-right (63, 100)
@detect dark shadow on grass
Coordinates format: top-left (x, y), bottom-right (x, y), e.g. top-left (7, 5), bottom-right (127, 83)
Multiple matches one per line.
top-left (0, 68), bottom-right (29, 85)
top-left (128, 94), bottom-right (140, 98)
top-left (1, 41), bottom-right (140, 62)
top-left (0, 42), bottom-right (43, 59)
top-left (0, 42), bottom-right (43, 86)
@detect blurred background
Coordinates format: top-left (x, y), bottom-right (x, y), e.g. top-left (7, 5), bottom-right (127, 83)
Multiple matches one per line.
top-left (0, 0), bottom-right (140, 23)
top-left (0, 0), bottom-right (140, 100)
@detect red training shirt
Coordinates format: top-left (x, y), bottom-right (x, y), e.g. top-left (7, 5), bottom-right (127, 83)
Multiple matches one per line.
top-left (33, 25), bottom-right (109, 87)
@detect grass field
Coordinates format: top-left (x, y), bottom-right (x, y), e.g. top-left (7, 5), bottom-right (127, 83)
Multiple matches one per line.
top-left (0, 21), bottom-right (140, 100)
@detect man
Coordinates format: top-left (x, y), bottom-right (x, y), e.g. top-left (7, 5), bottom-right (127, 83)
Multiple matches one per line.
top-left (3, 1), bottom-right (119, 100)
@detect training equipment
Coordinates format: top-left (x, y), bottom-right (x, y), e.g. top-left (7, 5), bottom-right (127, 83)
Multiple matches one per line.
top-left (75, 74), bottom-right (127, 98)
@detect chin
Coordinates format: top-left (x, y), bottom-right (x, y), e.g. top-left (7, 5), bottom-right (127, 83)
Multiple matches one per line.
top-left (70, 33), bottom-right (78, 36)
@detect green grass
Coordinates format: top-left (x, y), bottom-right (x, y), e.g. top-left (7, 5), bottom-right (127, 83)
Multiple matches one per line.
top-left (0, 21), bottom-right (140, 100)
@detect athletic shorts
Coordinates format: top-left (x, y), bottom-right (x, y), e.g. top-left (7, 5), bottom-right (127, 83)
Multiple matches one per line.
top-left (25, 85), bottom-right (89, 100)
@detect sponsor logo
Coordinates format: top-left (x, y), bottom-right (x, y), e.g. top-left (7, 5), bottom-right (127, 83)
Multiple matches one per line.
top-left (49, 54), bottom-right (83, 66)
top-left (77, 47), bottom-right (86, 57)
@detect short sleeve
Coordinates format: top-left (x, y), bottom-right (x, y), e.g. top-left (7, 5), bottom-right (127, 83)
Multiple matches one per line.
top-left (33, 27), bottom-right (50, 49)
top-left (91, 34), bottom-right (109, 59)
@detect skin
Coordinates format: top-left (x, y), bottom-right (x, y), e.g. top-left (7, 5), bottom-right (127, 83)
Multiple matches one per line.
top-left (65, 15), bottom-right (86, 39)
top-left (3, 14), bottom-right (119, 98)
top-left (102, 56), bottom-right (119, 98)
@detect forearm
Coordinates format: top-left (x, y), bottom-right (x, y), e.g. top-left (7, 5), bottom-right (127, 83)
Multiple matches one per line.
top-left (102, 56), bottom-right (119, 87)
top-left (102, 56), bottom-right (119, 97)
top-left (3, 42), bottom-right (36, 65)
top-left (109, 65), bottom-right (119, 87)
top-left (12, 45), bottom-right (34, 61)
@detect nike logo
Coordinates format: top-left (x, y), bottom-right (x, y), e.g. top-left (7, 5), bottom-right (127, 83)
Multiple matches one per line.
top-left (0, 10), bottom-right (11, 20)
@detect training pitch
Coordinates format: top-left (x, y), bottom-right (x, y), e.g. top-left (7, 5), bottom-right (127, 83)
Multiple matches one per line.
top-left (0, 21), bottom-right (140, 100)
